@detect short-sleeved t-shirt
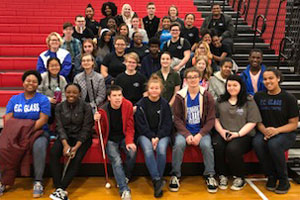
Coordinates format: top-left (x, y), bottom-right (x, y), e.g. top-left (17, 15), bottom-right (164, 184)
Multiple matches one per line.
top-left (102, 52), bottom-right (126, 78)
top-left (162, 38), bottom-right (191, 59)
top-left (6, 92), bottom-right (51, 130)
top-left (157, 70), bottom-right (181, 102)
top-left (127, 45), bottom-right (149, 63)
top-left (181, 26), bottom-right (200, 47)
top-left (143, 16), bottom-right (160, 39)
top-left (210, 43), bottom-right (232, 58)
top-left (114, 72), bottom-right (147, 105)
top-left (186, 92), bottom-right (201, 135)
top-left (254, 90), bottom-right (299, 128)
top-left (208, 16), bottom-right (226, 36)
top-left (216, 98), bottom-right (262, 136)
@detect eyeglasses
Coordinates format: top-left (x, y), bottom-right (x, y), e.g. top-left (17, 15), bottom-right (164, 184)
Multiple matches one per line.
top-left (115, 43), bottom-right (126, 46)
top-left (171, 29), bottom-right (180, 32)
top-left (82, 59), bottom-right (93, 62)
top-left (50, 39), bottom-right (59, 42)
top-left (186, 76), bottom-right (200, 80)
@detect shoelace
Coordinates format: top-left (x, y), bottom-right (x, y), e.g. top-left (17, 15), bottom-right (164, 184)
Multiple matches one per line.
top-left (219, 176), bottom-right (228, 185)
top-left (207, 177), bottom-right (217, 186)
top-left (171, 177), bottom-right (180, 186)
top-left (233, 178), bottom-right (243, 186)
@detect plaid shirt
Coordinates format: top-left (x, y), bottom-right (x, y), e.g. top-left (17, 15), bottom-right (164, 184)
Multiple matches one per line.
top-left (61, 37), bottom-right (81, 63)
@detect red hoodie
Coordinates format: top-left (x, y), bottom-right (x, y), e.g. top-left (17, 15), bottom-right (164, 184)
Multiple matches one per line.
top-left (95, 98), bottom-right (135, 146)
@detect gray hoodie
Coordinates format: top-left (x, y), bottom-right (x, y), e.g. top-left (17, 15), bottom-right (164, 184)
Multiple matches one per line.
top-left (208, 71), bottom-right (227, 101)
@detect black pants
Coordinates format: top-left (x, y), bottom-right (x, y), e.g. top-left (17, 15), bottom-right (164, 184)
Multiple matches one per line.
top-left (212, 132), bottom-right (252, 178)
top-left (50, 138), bottom-right (92, 190)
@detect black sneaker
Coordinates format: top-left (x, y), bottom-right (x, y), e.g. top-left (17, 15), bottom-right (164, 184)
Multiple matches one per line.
top-left (231, 177), bottom-right (246, 191)
top-left (153, 179), bottom-right (165, 198)
top-left (169, 176), bottom-right (180, 192)
top-left (266, 176), bottom-right (277, 191)
top-left (205, 175), bottom-right (218, 193)
top-left (275, 179), bottom-right (290, 194)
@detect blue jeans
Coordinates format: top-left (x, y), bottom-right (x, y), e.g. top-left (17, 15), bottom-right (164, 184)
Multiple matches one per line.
top-left (171, 133), bottom-right (215, 177)
top-left (138, 136), bottom-right (170, 180)
top-left (33, 132), bottom-right (49, 181)
top-left (252, 131), bottom-right (296, 181)
top-left (106, 139), bottom-right (137, 194)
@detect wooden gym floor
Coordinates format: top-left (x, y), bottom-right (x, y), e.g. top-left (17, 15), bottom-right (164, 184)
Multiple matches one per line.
top-left (1, 176), bottom-right (300, 200)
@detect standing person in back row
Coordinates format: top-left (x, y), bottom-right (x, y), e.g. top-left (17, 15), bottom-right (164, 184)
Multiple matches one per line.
top-left (240, 49), bottom-right (266, 96)
top-left (72, 15), bottom-right (95, 43)
top-left (142, 2), bottom-right (160, 39)
top-left (200, 3), bottom-right (234, 50)
top-left (169, 67), bottom-right (218, 193)
top-left (253, 68), bottom-right (299, 194)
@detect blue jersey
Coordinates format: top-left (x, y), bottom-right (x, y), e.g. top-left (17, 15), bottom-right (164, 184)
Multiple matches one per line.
top-left (160, 29), bottom-right (172, 50)
top-left (6, 92), bottom-right (51, 130)
top-left (186, 92), bottom-right (201, 135)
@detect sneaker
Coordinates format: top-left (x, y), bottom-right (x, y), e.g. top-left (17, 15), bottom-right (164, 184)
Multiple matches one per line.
top-left (205, 175), bottom-right (218, 193)
top-left (33, 181), bottom-right (43, 198)
top-left (219, 175), bottom-right (228, 190)
top-left (121, 190), bottom-right (131, 200)
top-left (274, 179), bottom-right (290, 194)
top-left (169, 176), bottom-right (180, 192)
top-left (231, 177), bottom-right (246, 191)
top-left (153, 179), bottom-right (165, 198)
top-left (266, 176), bottom-right (277, 191)
top-left (49, 188), bottom-right (69, 200)
top-left (0, 182), bottom-right (5, 196)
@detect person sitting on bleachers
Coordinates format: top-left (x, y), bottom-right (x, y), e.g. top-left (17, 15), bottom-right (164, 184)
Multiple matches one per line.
top-left (106, 17), bottom-right (118, 37)
top-left (94, 85), bottom-right (137, 200)
top-left (201, 29), bottom-right (212, 45)
top-left (72, 15), bottom-right (95, 43)
top-left (61, 22), bottom-right (81, 65)
top-left (142, 2), bottom-right (160, 39)
top-left (74, 39), bottom-right (100, 75)
top-left (181, 13), bottom-right (200, 52)
top-left (140, 37), bottom-right (161, 80)
top-left (127, 32), bottom-right (149, 63)
top-left (36, 32), bottom-right (72, 80)
top-left (49, 83), bottom-right (93, 200)
top-left (168, 5), bottom-right (184, 29)
top-left (85, 3), bottom-right (99, 37)
top-left (156, 52), bottom-right (181, 106)
top-left (115, 4), bottom-right (138, 27)
top-left (209, 58), bottom-right (233, 101)
top-left (253, 68), bottom-right (299, 194)
top-left (129, 16), bottom-right (149, 43)
top-left (213, 74), bottom-right (261, 191)
top-left (155, 16), bottom-right (172, 50)
top-left (192, 41), bottom-right (213, 67)
top-left (0, 70), bottom-right (50, 198)
top-left (99, 2), bottom-right (118, 29)
top-left (37, 58), bottom-right (67, 124)
top-left (101, 36), bottom-right (127, 85)
top-left (200, 3), bottom-right (234, 50)
top-left (169, 67), bottom-right (217, 193)
top-left (240, 49), bottom-right (266, 96)
top-left (210, 33), bottom-right (232, 66)
top-left (135, 74), bottom-right (173, 198)
top-left (97, 28), bottom-right (113, 64)
top-left (162, 23), bottom-right (191, 73)
top-left (118, 23), bottom-right (131, 47)
top-left (74, 53), bottom-right (106, 110)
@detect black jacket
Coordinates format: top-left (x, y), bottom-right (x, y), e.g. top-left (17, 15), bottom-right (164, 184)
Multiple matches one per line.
top-left (55, 99), bottom-right (94, 143)
top-left (135, 97), bottom-right (173, 139)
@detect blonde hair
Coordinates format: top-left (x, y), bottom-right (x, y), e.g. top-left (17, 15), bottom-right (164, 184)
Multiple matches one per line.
top-left (46, 32), bottom-right (63, 48)
top-left (194, 41), bottom-right (213, 60)
top-left (124, 52), bottom-right (140, 63)
top-left (195, 55), bottom-right (212, 80)
top-left (147, 74), bottom-right (164, 92)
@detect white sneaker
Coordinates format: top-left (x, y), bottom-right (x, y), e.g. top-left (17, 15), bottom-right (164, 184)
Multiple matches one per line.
top-left (0, 182), bottom-right (5, 196)
top-left (219, 175), bottom-right (228, 190)
top-left (231, 177), bottom-right (246, 191)
top-left (121, 190), bottom-right (131, 200)
top-left (49, 188), bottom-right (69, 200)
top-left (168, 176), bottom-right (180, 192)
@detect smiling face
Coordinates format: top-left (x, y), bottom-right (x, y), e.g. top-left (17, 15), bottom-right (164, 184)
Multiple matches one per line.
top-left (85, 7), bottom-right (94, 19)
top-left (212, 5), bottom-right (221, 16)
top-left (123, 5), bottom-right (131, 17)
top-left (148, 82), bottom-right (162, 99)
top-left (195, 59), bottom-right (206, 72)
top-left (125, 57), bottom-right (138, 71)
top-left (198, 43), bottom-right (207, 55)
top-left (169, 7), bottom-right (177, 17)
top-left (162, 18), bottom-right (171, 30)
top-left (263, 71), bottom-right (280, 92)
top-left (48, 59), bottom-right (61, 76)
top-left (227, 80), bottom-right (241, 97)
top-left (81, 54), bottom-right (94, 71)
top-left (105, 5), bottom-right (112, 16)
top-left (119, 25), bottom-right (128, 36)
top-left (108, 90), bottom-right (123, 109)
top-left (48, 35), bottom-right (60, 51)
top-left (220, 61), bottom-right (233, 78)
top-left (202, 33), bottom-right (212, 44)
top-left (63, 26), bottom-right (73, 38)
top-left (107, 18), bottom-right (117, 29)
top-left (185, 14), bottom-right (194, 26)
top-left (149, 43), bottom-right (159, 55)
top-left (65, 85), bottom-right (80, 104)
top-left (83, 41), bottom-right (94, 54)
top-left (75, 16), bottom-right (85, 28)
top-left (160, 53), bottom-right (172, 68)
top-left (103, 32), bottom-right (112, 42)
top-left (114, 39), bottom-right (126, 54)
top-left (185, 71), bottom-right (201, 88)
top-left (212, 36), bottom-right (222, 48)
top-left (249, 51), bottom-right (263, 70)
top-left (131, 17), bottom-right (139, 28)
top-left (23, 74), bottom-right (39, 93)
top-left (133, 32), bottom-right (142, 45)
top-left (170, 25), bottom-right (180, 38)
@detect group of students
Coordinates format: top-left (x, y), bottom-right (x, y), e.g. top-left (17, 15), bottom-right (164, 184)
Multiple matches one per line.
top-left (0, 2), bottom-right (298, 200)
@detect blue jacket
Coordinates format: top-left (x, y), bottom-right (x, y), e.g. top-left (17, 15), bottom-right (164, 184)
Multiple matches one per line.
top-left (36, 48), bottom-right (72, 80)
top-left (140, 54), bottom-right (161, 79)
top-left (135, 97), bottom-right (173, 139)
top-left (240, 64), bottom-right (266, 96)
